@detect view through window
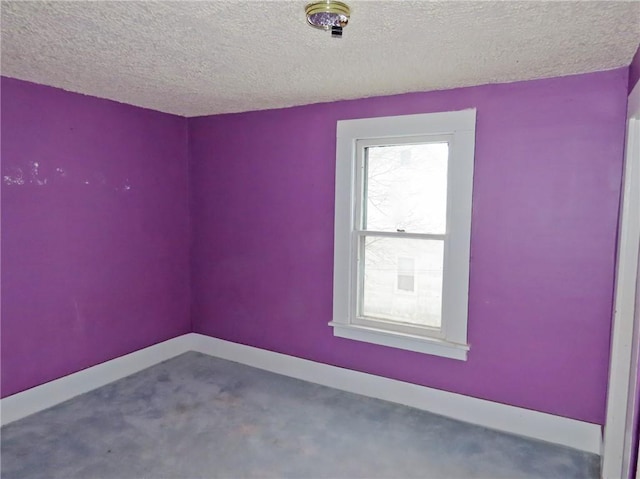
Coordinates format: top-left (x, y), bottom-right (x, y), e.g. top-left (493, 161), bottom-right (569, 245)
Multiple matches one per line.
top-left (359, 142), bottom-right (448, 330)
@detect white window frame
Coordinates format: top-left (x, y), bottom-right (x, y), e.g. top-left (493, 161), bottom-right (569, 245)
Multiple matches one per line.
top-left (330, 109), bottom-right (476, 360)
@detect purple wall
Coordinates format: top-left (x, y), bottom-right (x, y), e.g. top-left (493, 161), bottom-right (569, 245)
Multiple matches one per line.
top-left (629, 44), bottom-right (640, 93)
top-left (0, 66), bottom-right (630, 426)
top-left (1, 78), bottom-right (191, 397)
top-left (189, 68), bottom-right (628, 425)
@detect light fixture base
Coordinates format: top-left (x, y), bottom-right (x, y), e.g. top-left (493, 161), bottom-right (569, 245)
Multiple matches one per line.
top-left (305, 1), bottom-right (350, 34)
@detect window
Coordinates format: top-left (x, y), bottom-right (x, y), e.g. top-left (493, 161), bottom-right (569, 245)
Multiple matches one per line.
top-left (331, 110), bottom-right (476, 360)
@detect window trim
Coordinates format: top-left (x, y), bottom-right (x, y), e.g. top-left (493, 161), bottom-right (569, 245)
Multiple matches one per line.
top-left (330, 109), bottom-right (476, 361)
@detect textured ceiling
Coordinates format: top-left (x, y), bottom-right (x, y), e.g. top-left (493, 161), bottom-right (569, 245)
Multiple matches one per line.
top-left (1, 1), bottom-right (639, 117)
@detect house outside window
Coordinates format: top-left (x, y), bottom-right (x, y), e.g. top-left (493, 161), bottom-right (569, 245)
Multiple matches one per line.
top-left (396, 257), bottom-right (416, 293)
top-left (331, 110), bottom-right (476, 360)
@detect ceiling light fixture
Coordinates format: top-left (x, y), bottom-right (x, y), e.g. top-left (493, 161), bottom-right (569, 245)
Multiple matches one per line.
top-left (305, 1), bottom-right (350, 38)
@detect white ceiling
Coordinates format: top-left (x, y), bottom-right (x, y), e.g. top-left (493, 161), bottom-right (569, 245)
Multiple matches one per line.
top-left (2, 1), bottom-right (639, 117)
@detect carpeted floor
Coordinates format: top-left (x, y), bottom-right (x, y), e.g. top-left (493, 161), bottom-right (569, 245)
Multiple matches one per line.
top-left (1, 352), bottom-right (599, 479)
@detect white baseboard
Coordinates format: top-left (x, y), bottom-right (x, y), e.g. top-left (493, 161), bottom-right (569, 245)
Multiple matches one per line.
top-left (1, 332), bottom-right (602, 455)
top-left (0, 334), bottom-right (193, 426)
top-left (189, 333), bottom-right (601, 454)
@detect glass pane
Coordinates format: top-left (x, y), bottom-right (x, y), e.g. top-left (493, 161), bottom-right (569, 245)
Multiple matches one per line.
top-left (361, 237), bottom-right (443, 328)
top-left (363, 142), bottom-right (448, 234)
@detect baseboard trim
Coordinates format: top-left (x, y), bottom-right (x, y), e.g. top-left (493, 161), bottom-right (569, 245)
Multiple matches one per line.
top-left (0, 334), bottom-right (193, 426)
top-left (1, 332), bottom-right (602, 455)
top-left (189, 334), bottom-right (602, 454)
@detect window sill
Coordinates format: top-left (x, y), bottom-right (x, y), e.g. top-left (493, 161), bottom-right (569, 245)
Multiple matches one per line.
top-left (328, 322), bottom-right (469, 361)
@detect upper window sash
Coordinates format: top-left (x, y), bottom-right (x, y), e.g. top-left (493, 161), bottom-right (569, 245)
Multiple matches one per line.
top-left (354, 135), bottom-right (453, 236)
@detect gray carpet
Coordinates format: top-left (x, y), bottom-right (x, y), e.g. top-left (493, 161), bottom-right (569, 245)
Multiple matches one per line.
top-left (1, 352), bottom-right (599, 479)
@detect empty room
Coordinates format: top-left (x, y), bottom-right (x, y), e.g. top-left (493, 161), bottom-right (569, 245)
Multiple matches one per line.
top-left (2, 1), bottom-right (640, 478)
